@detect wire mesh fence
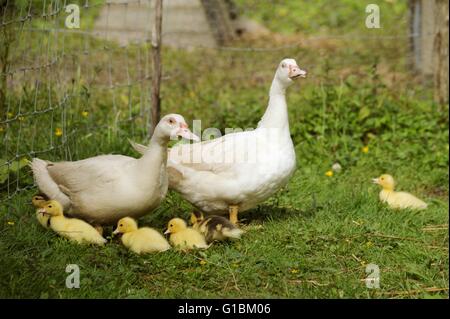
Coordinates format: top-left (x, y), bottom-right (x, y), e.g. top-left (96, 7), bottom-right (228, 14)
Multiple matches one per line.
top-left (0, 0), bottom-right (418, 208)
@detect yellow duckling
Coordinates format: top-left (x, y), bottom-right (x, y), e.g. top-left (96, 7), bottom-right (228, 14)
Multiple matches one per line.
top-left (190, 212), bottom-right (244, 244)
top-left (38, 200), bottom-right (107, 245)
top-left (32, 193), bottom-right (51, 229)
top-left (373, 174), bottom-right (428, 210)
top-left (164, 218), bottom-right (209, 250)
top-left (112, 217), bottom-right (170, 254)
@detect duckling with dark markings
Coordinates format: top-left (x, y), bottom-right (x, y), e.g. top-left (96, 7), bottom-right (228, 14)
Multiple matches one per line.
top-left (190, 211), bottom-right (244, 244)
top-left (32, 193), bottom-right (51, 229)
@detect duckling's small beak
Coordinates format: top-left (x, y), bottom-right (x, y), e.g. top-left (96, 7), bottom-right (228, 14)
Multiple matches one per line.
top-left (164, 229), bottom-right (170, 235)
top-left (372, 178), bottom-right (380, 184)
top-left (112, 229), bottom-right (120, 235)
top-left (37, 208), bottom-right (47, 215)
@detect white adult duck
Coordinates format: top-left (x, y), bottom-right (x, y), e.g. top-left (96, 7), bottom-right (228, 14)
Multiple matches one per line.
top-left (131, 59), bottom-right (306, 224)
top-left (31, 114), bottom-right (199, 225)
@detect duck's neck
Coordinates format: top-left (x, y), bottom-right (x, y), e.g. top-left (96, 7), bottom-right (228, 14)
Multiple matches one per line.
top-left (382, 187), bottom-right (394, 193)
top-left (49, 215), bottom-right (65, 225)
top-left (380, 187), bottom-right (395, 201)
top-left (137, 132), bottom-right (168, 171)
top-left (257, 77), bottom-right (289, 131)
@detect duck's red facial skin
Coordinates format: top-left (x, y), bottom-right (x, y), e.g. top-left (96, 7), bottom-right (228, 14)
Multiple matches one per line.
top-left (288, 64), bottom-right (307, 79)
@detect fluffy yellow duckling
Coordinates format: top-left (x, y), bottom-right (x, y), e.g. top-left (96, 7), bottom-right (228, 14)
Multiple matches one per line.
top-left (190, 212), bottom-right (244, 244)
top-left (373, 174), bottom-right (428, 210)
top-left (112, 217), bottom-right (170, 254)
top-left (32, 193), bottom-right (51, 229)
top-left (38, 200), bottom-right (107, 245)
top-left (164, 218), bottom-right (209, 250)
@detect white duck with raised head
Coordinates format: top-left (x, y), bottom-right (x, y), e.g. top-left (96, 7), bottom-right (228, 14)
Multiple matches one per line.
top-left (131, 59), bottom-right (307, 224)
top-left (31, 114), bottom-right (199, 225)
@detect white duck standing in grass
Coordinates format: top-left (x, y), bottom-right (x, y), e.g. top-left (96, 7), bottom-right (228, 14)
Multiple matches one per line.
top-left (31, 114), bottom-right (199, 225)
top-left (131, 59), bottom-right (307, 224)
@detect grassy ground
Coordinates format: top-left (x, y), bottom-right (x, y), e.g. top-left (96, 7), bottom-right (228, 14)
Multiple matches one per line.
top-left (0, 1), bottom-right (448, 298)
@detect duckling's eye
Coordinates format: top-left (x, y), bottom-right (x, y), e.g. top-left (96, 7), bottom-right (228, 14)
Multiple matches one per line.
top-left (120, 224), bottom-right (123, 227)
top-left (380, 177), bottom-right (384, 180)
top-left (48, 205), bottom-right (52, 208)
top-left (168, 118), bottom-right (175, 125)
top-left (170, 224), bottom-right (173, 227)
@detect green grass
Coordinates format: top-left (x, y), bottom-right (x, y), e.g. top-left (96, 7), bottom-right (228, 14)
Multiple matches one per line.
top-left (234, 0), bottom-right (407, 35)
top-left (0, 1), bottom-right (448, 298)
top-left (1, 160), bottom-right (448, 298)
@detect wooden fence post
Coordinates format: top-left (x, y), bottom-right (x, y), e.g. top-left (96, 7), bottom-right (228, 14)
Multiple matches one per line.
top-left (433, 0), bottom-right (449, 104)
top-left (150, 0), bottom-right (163, 137)
top-left (409, 0), bottom-right (449, 104)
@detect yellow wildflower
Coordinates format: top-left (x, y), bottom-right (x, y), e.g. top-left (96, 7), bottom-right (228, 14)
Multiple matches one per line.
top-left (290, 268), bottom-right (299, 274)
top-left (18, 116), bottom-right (25, 121)
top-left (7, 112), bottom-right (13, 118)
top-left (55, 128), bottom-right (63, 137)
top-left (199, 260), bottom-right (207, 266)
top-left (325, 170), bottom-right (333, 177)
top-left (120, 94), bottom-right (129, 105)
top-left (7, 221), bottom-right (14, 226)
top-left (362, 146), bottom-right (369, 154)
top-left (278, 8), bottom-right (288, 17)
top-left (81, 111), bottom-right (89, 118)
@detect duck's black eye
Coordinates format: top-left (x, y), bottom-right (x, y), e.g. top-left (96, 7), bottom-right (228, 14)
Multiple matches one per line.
top-left (170, 224), bottom-right (173, 227)
top-left (120, 224), bottom-right (123, 227)
top-left (48, 205), bottom-right (52, 208)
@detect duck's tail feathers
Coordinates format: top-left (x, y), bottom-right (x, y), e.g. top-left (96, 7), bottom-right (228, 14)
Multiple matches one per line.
top-left (417, 201), bottom-right (428, 210)
top-left (128, 139), bottom-right (148, 155)
top-left (222, 227), bottom-right (244, 240)
top-left (30, 158), bottom-right (71, 209)
top-left (159, 244), bottom-right (171, 252)
top-left (93, 236), bottom-right (107, 246)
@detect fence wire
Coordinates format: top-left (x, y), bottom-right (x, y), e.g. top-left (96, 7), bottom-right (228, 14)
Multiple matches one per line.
top-left (0, 0), bottom-right (417, 208)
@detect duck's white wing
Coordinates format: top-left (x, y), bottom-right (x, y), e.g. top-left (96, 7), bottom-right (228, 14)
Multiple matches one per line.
top-left (47, 155), bottom-right (135, 194)
top-left (169, 130), bottom-right (258, 174)
top-left (128, 139), bottom-right (149, 155)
